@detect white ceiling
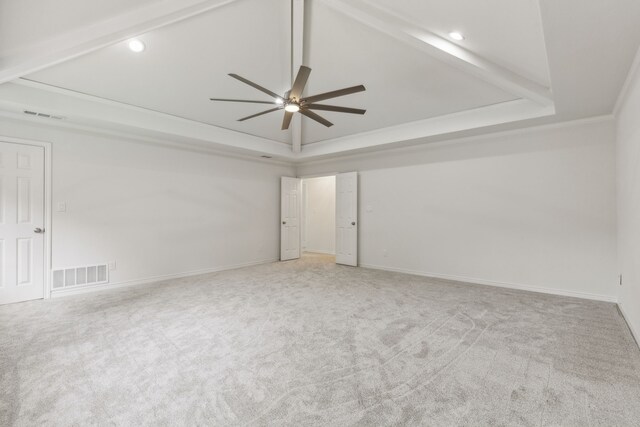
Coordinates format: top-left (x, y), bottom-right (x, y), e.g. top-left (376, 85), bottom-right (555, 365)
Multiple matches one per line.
top-left (24, 0), bottom-right (293, 143)
top-left (301, 0), bottom-right (516, 144)
top-left (23, 0), bottom-right (520, 145)
top-left (540, 0), bottom-right (640, 119)
top-left (0, 0), bottom-right (156, 60)
top-left (1, 0), bottom-right (640, 160)
top-left (363, 0), bottom-right (551, 87)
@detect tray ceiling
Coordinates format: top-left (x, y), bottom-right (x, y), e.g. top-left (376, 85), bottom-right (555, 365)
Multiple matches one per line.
top-left (1, 0), bottom-right (640, 160)
top-left (24, 0), bottom-right (524, 146)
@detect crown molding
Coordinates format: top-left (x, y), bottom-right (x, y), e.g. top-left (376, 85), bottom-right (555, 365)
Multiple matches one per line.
top-left (295, 114), bottom-right (614, 167)
top-left (1, 78), bottom-right (556, 161)
top-left (296, 99), bottom-right (555, 160)
top-left (0, 110), bottom-right (293, 167)
top-left (1, 79), bottom-right (295, 159)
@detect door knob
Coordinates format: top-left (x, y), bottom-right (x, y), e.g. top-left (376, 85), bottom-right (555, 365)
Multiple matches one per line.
top-left (351, 222), bottom-right (356, 226)
top-left (282, 221), bottom-right (286, 225)
top-left (34, 227), bottom-right (44, 234)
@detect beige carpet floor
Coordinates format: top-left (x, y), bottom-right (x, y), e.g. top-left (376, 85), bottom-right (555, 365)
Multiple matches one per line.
top-left (1, 253), bottom-right (639, 426)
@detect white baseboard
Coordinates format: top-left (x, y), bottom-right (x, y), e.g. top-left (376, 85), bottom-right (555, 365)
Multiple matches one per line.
top-left (51, 258), bottom-right (278, 298)
top-left (50, 258), bottom-right (619, 305)
top-left (360, 263), bottom-right (618, 303)
top-left (617, 303), bottom-right (640, 349)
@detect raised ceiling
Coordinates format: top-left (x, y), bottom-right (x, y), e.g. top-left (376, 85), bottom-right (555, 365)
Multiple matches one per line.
top-left (1, 0), bottom-right (640, 161)
top-left (363, 0), bottom-right (551, 87)
top-left (301, 0), bottom-right (518, 144)
top-left (25, 0), bottom-right (293, 144)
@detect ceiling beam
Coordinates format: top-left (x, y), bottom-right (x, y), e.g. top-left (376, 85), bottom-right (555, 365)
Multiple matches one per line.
top-left (320, 0), bottom-right (554, 107)
top-left (0, 0), bottom-right (558, 160)
top-left (290, 0), bottom-right (305, 153)
top-left (0, 0), bottom-right (240, 85)
top-left (0, 78), bottom-right (555, 161)
top-left (297, 99), bottom-right (555, 159)
top-left (0, 79), bottom-right (295, 159)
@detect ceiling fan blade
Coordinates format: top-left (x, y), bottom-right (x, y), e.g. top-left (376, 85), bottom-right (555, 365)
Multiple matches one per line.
top-left (302, 85), bottom-right (366, 104)
top-left (210, 98), bottom-right (277, 104)
top-left (305, 104), bottom-right (366, 114)
top-left (281, 111), bottom-right (294, 130)
top-left (228, 73), bottom-right (281, 100)
top-left (300, 109), bottom-right (333, 127)
top-left (289, 66), bottom-right (311, 100)
top-left (237, 107), bottom-right (281, 122)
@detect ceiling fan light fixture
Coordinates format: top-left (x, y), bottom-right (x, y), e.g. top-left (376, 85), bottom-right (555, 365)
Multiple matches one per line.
top-left (209, 65), bottom-right (365, 129)
top-left (284, 103), bottom-right (300, 113)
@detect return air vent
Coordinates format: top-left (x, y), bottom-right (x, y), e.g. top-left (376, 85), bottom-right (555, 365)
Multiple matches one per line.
top-left (23, 110), bottom-right (65, 120)
top-left (52, 264), bottom-right (108, 290)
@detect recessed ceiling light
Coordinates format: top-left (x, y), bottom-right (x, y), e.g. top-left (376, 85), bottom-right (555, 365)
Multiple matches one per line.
top-left (128, 39), bottom-right (145, 53)
top-left (275, 98), bottom-right (284, 105)
top-left (449, 32), bottom-right (465, 41)
top-left (284, 103), bottom-right (300, 113)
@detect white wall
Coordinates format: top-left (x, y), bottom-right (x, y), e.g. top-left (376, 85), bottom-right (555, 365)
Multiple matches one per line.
top-left (302, 176), bottom-right (335, 254)
top-left (298, 118), bottom-right (618, 301)
top-left (616, 58), bottom-right (640, 341)
top-left (0, 117), bottom-right (293, 290)
top-left (0, 112), bottom-right (622, 304)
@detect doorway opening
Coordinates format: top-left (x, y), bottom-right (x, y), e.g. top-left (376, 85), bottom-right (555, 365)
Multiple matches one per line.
top-left (280, 172), bottom-right (357, 266)
top-left (301, 175), bottom-right (336, 261)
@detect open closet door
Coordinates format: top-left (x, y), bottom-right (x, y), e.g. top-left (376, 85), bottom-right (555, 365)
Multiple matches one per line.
top-left (281, 177), bottom-right (301, 261)
top-left (336, 172), bottom-right (358, 266)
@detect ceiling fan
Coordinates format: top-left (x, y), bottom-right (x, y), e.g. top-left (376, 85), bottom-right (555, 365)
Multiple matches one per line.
top-left (210, 65), bottom-right (366, 130)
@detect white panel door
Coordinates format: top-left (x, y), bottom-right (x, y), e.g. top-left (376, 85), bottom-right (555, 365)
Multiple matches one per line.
top-left (0, 141), bottom-right (45, 305)
top-left (336, 172), bottom-right (358, 266)
top-left (281, 176), bottom-right (301, 261)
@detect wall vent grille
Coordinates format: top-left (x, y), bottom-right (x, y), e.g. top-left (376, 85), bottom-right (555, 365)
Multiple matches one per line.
top-left (23, 110), bottom-right (65, 120)
top-left (52, 264), bottom-right (108, 290)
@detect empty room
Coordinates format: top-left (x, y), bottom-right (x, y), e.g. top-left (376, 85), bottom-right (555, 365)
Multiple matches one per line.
top-left (1, 0), bottom-right (640, 425)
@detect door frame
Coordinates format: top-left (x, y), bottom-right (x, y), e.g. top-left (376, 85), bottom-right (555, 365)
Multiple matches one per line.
top-left (1, 136), bottom-right (53, 300)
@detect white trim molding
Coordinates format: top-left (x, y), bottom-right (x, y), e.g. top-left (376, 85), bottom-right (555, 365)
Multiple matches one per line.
top-left (0, 110), bottom-right (292, 167)
top-left (0, 80), bottom-right (293, 159)
top-left (618, 303), bottom-right (640, 350)
top-left (361, 263), bottom-right (618, 303)
top-left (296, 114), bottom-right (614, 168)
top-left (0, 79), bottom-right (556, 161)
top-left (297, 99), bottom-right (555, 159)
